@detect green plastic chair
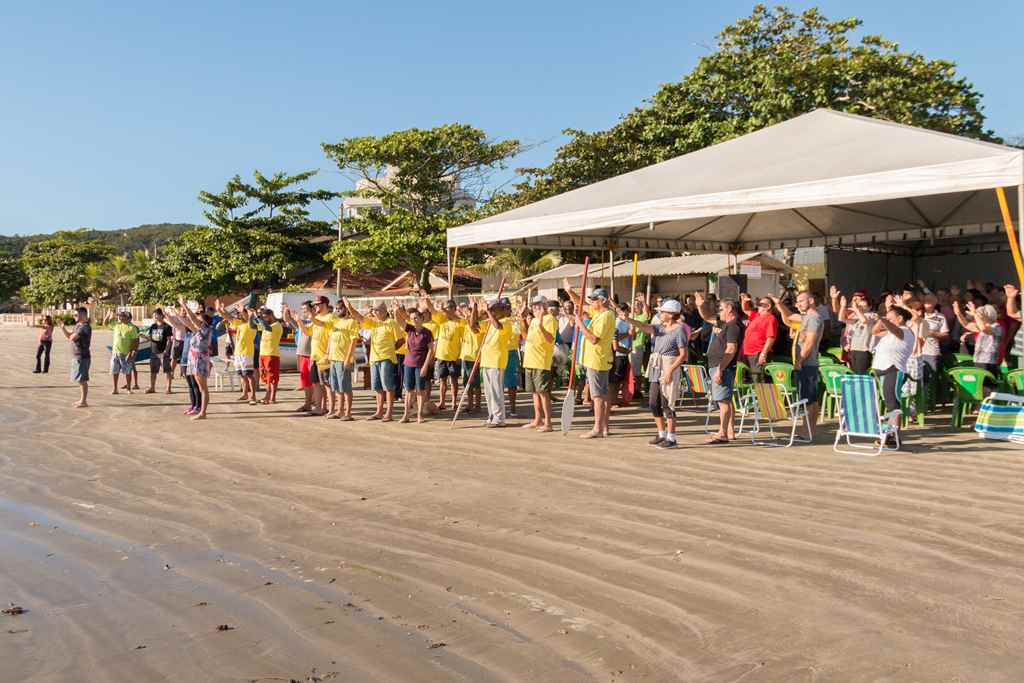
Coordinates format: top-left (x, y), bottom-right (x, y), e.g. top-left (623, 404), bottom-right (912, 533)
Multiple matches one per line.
top-left (764, 362), bottom-right (795, 396)
top-left (1006, 369), bottom-right (1024, 393)
top-left (825, 347), bottom-right (844, 362)
top-left (819, 365), bottom-right (852, 419)
top-left (947, 367), bottom-right (997, 428)
top-left (733, 361), bottom-right (755, 428)
top-left (952, 353), bottom-right (974, 367)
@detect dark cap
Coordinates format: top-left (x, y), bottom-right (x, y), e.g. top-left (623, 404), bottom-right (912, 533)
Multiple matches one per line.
top-left (315, 295), bottom-right (330, 305)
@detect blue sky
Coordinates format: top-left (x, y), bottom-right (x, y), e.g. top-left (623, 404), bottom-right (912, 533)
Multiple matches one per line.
top-left (2, 1), bottom-right (1021, 236)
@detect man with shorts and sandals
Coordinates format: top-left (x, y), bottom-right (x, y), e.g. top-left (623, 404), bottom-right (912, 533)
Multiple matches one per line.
top-left (705, 300), bottom-right (742, 444)
top-left (425, 298), bottom-right (463, 412)
top-left (104, 309), bottom-right (140, 395)
top-left (773, 290), bottom-right (823, 441)
top-left (61, 306), bottom-right (92, 408)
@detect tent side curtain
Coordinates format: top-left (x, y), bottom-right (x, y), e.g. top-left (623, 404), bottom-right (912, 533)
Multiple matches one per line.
top-left (448, 108), bottom-right (1023, 253)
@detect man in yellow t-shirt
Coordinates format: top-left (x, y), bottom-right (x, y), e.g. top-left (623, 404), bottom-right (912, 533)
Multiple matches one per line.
top-left (227, 306), bottom-right (258, 404)
top-left (471, 298), bottom-right (513, 427)
top-left (519, 295), bottom-right (558, 432)
top-left (457, 303), bottom-right (483, 413)
top-left (425, 298), bottom-right (464, 411)
top-left (255, 307), bottom-right (284, 404)
top-left (345, 299), bottom-right (407, 421)
top-left (325, 312), bottom-right (359, 420)
top-left (564, 279), bottom-right (616, 439)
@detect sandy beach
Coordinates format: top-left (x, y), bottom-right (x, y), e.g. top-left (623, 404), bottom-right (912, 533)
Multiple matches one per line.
top-left (2, 325), bottom-right (1023, 682)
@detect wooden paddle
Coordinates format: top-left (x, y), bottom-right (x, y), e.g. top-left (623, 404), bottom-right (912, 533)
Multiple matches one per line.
top-left (450, 276), bottom-right (507, 427)
top-left (561, 258), bottom-right (590, 435)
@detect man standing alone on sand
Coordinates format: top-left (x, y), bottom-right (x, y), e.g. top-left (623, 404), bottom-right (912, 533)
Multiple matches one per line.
top-left (61, 306), bottom-right (92, 408)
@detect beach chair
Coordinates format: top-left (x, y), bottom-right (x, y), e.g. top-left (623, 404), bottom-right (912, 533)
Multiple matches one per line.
top-left (733, 362), bottom-right (755, 432)
top-left (975, 392), bottom-right (1024, 442)
top-left (681, 364), bottom-right (715, 432)
top-left (948, 367), bottom-right (997, 428)
top-left (833, 375), bottom-right (902, 456)
top-left (747, 382), bottom-right (810, 447)
top-left (763, 362), bottom-right (796, 395)
top-left (819, 365), bottom-right (852, 419)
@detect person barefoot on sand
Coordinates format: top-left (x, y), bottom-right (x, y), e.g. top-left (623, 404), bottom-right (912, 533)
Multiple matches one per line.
top-left (103, 309), bottom-right (140, 395)
top-left (347, 299), bottom-right (407, 422)
top-left (176, 296), bottom-right (213, 420)
top-left (253, 307), bottom-right (284, 405)
top-left (563, 279), bottom-right (615, 439)
top-left (33, 315), bottom-right (54, 374)
top-left (399, 307), bottom-right (435, 424)
top-left (219, 301), bottom-right (258, 405)
top-left (139, 308), bottom-right (173, 394)
top-left (60, 306), bottom-right (92, 407)
top-left (517, 295), bottom-right (557, 432)
top-left (423, 297), bottom-right (463, 412)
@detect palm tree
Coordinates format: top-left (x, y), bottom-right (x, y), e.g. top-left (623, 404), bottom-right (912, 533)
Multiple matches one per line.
top-left (85, 251), bottom-right (151, 306)
top-left (474, 249), bottom-right (563, 285)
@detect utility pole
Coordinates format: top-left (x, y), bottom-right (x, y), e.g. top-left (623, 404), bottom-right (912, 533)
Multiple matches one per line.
top-left (336, 209), bottom-right (343, 300)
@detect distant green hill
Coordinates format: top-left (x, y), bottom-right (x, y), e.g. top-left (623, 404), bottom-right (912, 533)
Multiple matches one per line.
top-left (0, 223), bottom-right (198, 256)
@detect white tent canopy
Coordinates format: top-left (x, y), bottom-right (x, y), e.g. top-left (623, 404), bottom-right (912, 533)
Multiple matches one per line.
top-left (449, 110), bottom-right (1024, 253)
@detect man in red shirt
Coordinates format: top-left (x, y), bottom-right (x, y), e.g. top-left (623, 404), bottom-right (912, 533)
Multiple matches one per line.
top-left (741, 295), bottom-right (778, 381)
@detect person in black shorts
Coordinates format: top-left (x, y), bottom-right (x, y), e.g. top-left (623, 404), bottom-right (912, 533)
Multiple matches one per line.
top-left (140, 308), bottom-right (174, 394)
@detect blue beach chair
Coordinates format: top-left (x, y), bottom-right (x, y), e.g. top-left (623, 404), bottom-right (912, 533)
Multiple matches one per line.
top-left (833, 375), bottom-right (901, 456)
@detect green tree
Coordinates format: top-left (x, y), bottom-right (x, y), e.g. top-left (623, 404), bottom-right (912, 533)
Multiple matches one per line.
top-left (322, 124), bottom-right (520, 289)
top-left (0, 252), bottom-right (27, 305)
top-left (499, 4), bottom-right (997, 208)
top-left (20, 231), bottom-right (114, 306)
top-left (133, 170), bottom-right (337, 303)
top-left (473, 249), bottom-right (563, 284)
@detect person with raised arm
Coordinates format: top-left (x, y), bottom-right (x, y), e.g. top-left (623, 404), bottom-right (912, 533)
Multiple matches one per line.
top-left (953, 298), bottom-right (1003, 375)
top-left (399, 305), bottom-right (435, 424)
top-left (280, 301), bottom-right (318, 413)
top-left (457, 300), bottom-right (484, 413)
top-left (472, 296), bottom-right (514, 427)
top-left (307, 300), bottom-right (359, 420)
top-left (563, 277), bottom-right (615, 439)
top-left (833, 288), bottom-right (877, 374)
top-left (60, 305), bottom-right (93, 407)
top-left (176, 296), bottom-right (213, 419)
top-left (871, 295), bottom-right (916, 447)
top-left (771, 290), bottom-right (823, 440)
top-left (218, 301), bottom-right (258, 405)
top-left (619, 298), bottom-right (688, 449)
top-left (741, 293), bottom-right (778, 382)
top-left (139, 308), bottom-right (174, 394)
top-left (423, 297), bottom-right (463, 412)
top-left (518, 294), bottom-right (557, 432)
top-left (348, 299), bottom-right (406, 421)
top-left (252, 306), bottom-right (284, 405)
top-left (32, 314), bottom-right (55, 374)
top-left (103, 308), bottom-right (140, 395)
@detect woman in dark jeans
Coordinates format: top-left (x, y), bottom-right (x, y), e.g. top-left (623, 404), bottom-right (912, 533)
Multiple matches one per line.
top-left (33, 315), bottom-right (55, 373)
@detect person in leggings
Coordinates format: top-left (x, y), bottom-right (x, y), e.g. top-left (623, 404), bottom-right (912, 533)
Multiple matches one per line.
top-left (871, 301), bottom-right (915, 445)
top-left (34, 315), bottom-right (55, 373)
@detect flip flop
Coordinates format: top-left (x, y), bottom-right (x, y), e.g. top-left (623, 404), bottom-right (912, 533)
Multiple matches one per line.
top-left (706, 437), bottom-right (729, 445)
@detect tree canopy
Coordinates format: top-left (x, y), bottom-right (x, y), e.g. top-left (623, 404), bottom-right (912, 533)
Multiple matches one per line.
top-left (20, 231), bottom-right (115, 307)
top-left (322, 124), bottom-right (520, 289)
top-left (132, 170), bottom-right (337, 303)
top-left (495, 4), bottom-right (998, 210)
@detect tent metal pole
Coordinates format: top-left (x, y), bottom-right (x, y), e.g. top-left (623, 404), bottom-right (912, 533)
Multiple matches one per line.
top-left (1019, 181), bottom-right (1023, 285)
top-left (609, 249), bottom-right (615, 302)
top-left (995, 187), bottom-right (1024, 288)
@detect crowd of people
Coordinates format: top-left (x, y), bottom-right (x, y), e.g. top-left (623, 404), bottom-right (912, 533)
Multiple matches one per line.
top-left (45, 277), bottom-right (1023, 449)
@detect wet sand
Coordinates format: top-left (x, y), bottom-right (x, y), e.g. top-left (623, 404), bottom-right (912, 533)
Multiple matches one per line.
top-left (2, 325), bottom-right (1024, 682)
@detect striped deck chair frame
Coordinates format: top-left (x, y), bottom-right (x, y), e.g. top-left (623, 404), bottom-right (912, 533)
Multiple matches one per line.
top-left (681, 364), bottom-right (716, 433)
top-left (834, 375), bottom-right (901, 456)
top-left (975, 392), bottom-right (1024, 442)
top-left (748, 382), bottom-right (811, 447)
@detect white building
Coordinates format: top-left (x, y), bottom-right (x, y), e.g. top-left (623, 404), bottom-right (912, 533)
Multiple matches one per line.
top-left (341, 168), bottom-right (475, 219)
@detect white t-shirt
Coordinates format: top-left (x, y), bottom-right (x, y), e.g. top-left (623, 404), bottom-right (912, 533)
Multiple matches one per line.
top-left (872, 326), bottom-right (916, 373)
top-left (919, 312), bottom-right (949, 357)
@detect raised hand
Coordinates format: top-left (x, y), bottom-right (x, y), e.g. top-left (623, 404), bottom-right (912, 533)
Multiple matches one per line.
top-left (829, 285), bottom-right (839, 299)
top-left (952, 300), bottom-right (961, 314)
top-left (839, 295), bottom-right (848, 314)
top-left (1004, 283), bottom-right (1019, 298)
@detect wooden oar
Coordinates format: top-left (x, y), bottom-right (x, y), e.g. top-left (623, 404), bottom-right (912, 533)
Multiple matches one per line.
top-left (561, 258), bottom-right (591, 435)
top-left (451, 276), bottom-right (507, 427)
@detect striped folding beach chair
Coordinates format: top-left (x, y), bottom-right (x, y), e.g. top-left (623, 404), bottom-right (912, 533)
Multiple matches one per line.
top-left (748, 382), bottom-right (811, 447)
top-left (833, 375), bottom-right (901, 456)
top-left (681, 364), bottom-right (715, 433)
top-left (975, 392), bottom-right (1024, 442)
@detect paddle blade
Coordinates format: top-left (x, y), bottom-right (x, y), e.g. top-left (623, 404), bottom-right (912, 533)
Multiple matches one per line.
top-left (560, 391), bottom-right (575, 434)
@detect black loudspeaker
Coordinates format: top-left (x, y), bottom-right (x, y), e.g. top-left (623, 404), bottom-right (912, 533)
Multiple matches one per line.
top-left (717, 275), bottom-right (748, 301)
